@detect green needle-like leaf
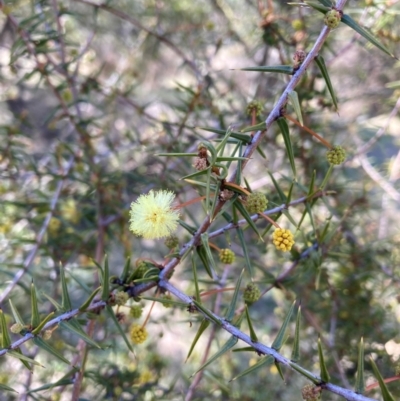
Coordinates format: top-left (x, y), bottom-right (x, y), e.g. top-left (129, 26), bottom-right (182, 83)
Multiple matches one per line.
top-left (33, 337), bottom-right (71, 365)
top-left (234, 199), bottom-right (263, 241)
top-left (225, 269), bottom-right (244, 322)
top-left (30, 283), bottom-right (41, 329)
top-left (0, 309), bottom-right (11, 348)
top-left (240, 121), bottom-right (266, 133)
top-left (245, 306), bottom-right (258, 343)
top-left (196, 245), bottom-right (213, 279)
top-left (0, 383), bottom-right (17, 393)
top-left (275, 361), bottom-right (285, 381)
top-left (192, 299), bottom-right (221, 326)
top-left (9, 300), bottom-right (25, 326)
top-left (355, 337), bottom-right (365, 394)
top-left (236, 227), bottom-right (253, 277)
top-left (369, 357), bottom-right (395, 401)
top-left (32, 311), bottom-right (55, 335)
top-left (291, 305), bottom-right (301, 363)
top-left (192, 254), bottom-right (201, 303)
top-left (60, 266), bottom-right (72, 311)
top-left (269, 172), bottom-right (287, 202)
top-left (200, 232), bottom-right (218, 279)
top-left (120, 256), bottom-right (131, 282)
top-left (60, 320), bottom-right (101, 348)
top-left (276, 117), bottom-right (296, 178)
top-left (341, 14), bottom-right (396, 59)
top-left (303, 1), bottom-right (330, 13)
top-left (288, 90), bottom-right (303, 126)
top-left (237, 65), bottom-right (294, 74)
top-left (289, 361), bottom-right (321, 383)
top-left (197, 127), bottom-right (252, 143)
top-left (272, 301), bottom-right (296, 351)
top-left (230, 355), bottom-right (274, 381)
top-left (318, 337), bottom-right (330, 382)
top-left (106, 305), bottom-right (133, 352)
top-left (314, 55), bottom-right (338, 111)
top-left (186, 319), bottom-right (210, 361)
top-left (101, 255), bottom-right (110, 302)
top-left (191, 335), bottom-right (238, 377)
top-left (78, 287), bottom-right (101, 312)
top-left (8, 349), bottom-right (42, 368)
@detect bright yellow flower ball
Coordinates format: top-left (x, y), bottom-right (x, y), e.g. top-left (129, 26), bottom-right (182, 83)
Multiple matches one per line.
top-left (129, 190), bottom-right (180, 239)
top-left (130, 324), bottom-right (148, 344)
top-left (272, 228), bottom-right (295, 252)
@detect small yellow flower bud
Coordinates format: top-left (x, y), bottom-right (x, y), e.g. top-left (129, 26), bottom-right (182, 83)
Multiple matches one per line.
top-left (115, 291), bottom-right (129, 306)
top-left (10, 323), bottom-right (24, 333)
top-left (130, 304), bottom-right (143, 319)
top-left (161, 294), bottom-right (174, 308)
top-left (246, 100), bottom-right (263, 117)
top-left (130, 324), bottom-right (148, 344)
top-left (164, 235), bottom-right (179, 249)
top-left (301, 383), bottom-right (321, 401)
top-left (243, 283), bottom-right (261, 305)
top-left (245, 192), bottom-right (268, 214)
top-left (219, 248), bottom-right (236, 264)
top-left (324, 9), bottom-right (342, 29)
top-left (326, 146), bottom-right (346, 165)
top-left (272, 228), bottom-right (295, 252)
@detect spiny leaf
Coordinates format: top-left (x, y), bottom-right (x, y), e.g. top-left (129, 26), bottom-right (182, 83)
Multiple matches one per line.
top-left (303, 1), bottom-right (330, 13)
top-left (78, 287), bottom-right (101, 312)
top-left (225, 269), bottom-right (244, 322)
top-left (272, 301), bottom-right (296, 351)
top-left (0, 309), bottom-right (11, 348)
top-left (237, 65), bottom-right (294, 74)
top-left (245, 306), bottom-right (258, 343)
top-left (197, 127), bottom-right (252, 143)
top-left (318, 337), bottom-right (330, 382)
top-left (32, 311), bottom-right (55, 335)
top-left (60, 265), bottom-right (72, 311)
top-left (289, 361), bottom-right (320, 383)
top-left (191, 299), bottom-right (221, 326)
top-left (33, 337), bottom-right (71, 365)
top-left (341, 14), bottom-right (396, 59)
top-left (186, 319), bottom-right (210, 361)
top-left (236, 227), bottom-right (253, 277)
top-left (30, 282), bottom-right (41, 329)
top-left (192, 253), bottom-right (201, 303)
top-left (106, 305), bottom-right (133, 352)
top-left (9, 300), bottom-right (25, 326)
top-left (101, 255), bottom-right (110, 302)
top-left (120, 256), bottom-right (131, 282)
top-left (369, 357), bottom-right (395, 401)
top-left (355, 337), bottom-right (365, 394)
top-left (230, 355), bottom-right (274, 381)
top-left (0, 383), bottom-right (17, 393)
top-left (200, 232), bottom-right (218, 280)
top-left (288, 90), bottom-right (303, 126)
top-left (234, 199), bottom-right (263, 241)
top-left (275, 361), bottom-right (285, 381)
top-left (8, 349), bottom-right (42, 368)
top-left (196, 245), bottom-right (213, 279)
top-left (291, 305), bottom-right (301, 363)
top-left (191, 336), bottom-right (238, 377)
top-left (276, 117), bottom-right (296, 178)
top-left (269, 172), bottom-right (287, 202)
top-left (60, 320), bottom-right (101, 348)
top-left (240, 121), bottom-right (266, 133)
top-left (314, 55), bottom-right (338, 111)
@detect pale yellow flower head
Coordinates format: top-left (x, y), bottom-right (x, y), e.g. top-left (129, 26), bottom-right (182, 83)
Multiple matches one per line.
top-left (129, 190), bottom-right (180, 239)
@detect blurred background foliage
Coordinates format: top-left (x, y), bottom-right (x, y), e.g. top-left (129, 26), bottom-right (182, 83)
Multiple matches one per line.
top-left (0, 0), bottom-right (400, 400)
